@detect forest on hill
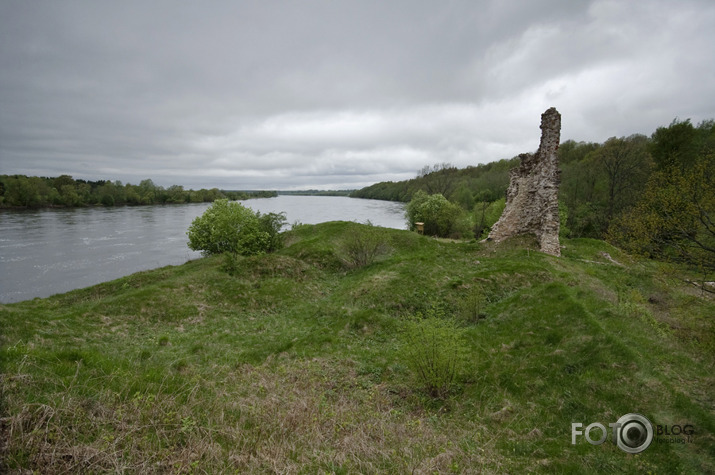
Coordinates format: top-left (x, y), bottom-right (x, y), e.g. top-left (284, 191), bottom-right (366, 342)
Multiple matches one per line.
top-left (352, 118), bottom-right (714, 272)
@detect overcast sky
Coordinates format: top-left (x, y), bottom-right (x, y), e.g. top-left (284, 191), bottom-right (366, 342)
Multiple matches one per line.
top-left (1, 0), bottom-right (714, 190)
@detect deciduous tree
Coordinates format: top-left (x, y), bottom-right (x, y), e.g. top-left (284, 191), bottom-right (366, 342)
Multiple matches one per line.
top-left (187, 199), bottom-right (286, 257)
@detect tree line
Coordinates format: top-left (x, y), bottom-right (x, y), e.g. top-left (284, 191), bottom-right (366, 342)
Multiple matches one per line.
top-left (0, 175), bottom-right (277, 208)
top-left (353, 118), bottom-right (714, 271)
top-left (351, 159), bottom-right (514, 205)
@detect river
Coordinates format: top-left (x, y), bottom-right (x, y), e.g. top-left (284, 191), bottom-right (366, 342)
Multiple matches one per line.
top-left (0, 196), bottom-right (406, 303)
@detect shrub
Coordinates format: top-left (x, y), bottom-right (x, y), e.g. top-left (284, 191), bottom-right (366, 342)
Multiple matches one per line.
top-left (558, 200), bottom-right (571, 238)
top-left (186, 199), bottom-right (286, 257)
top-left (473, 198), bottom-right (505, 238)
top-left (100, 194), bottom-right (115, 207)
top-left (406, 191), bottom-right (473, 239)
top-left (339, 224), bottom-right (389, 268)
top-left (400, 307), bottom-right (469, 398)
top-left (258, 211), bottom-right (288, 253)
top-left (221, 251), bottom-right (242, 275)
top-left (458, 286), bottom-right (487, 323)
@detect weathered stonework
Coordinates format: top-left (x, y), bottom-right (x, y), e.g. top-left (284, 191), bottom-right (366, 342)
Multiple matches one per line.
top-left (487, 107), bottom-right (561, 256)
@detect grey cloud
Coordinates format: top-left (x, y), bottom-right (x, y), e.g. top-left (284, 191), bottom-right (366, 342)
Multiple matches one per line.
top-left (1, 0), bottom-right (714, 190)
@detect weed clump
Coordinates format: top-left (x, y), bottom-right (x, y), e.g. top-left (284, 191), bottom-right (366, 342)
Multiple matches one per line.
top-left (400, 307), bottom-right (469, 398)
top-left (339, 224), bottom-right (390, 269)
top-left (458, 285), bottom-right (487, 323)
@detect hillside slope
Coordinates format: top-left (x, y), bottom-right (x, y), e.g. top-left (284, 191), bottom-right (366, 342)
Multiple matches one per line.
top-left (1, 222), bottom-right (713, 473)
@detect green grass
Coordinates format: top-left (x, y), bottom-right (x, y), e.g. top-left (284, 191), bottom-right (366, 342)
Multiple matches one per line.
top-left (1, 222), bottom-right (714, 473)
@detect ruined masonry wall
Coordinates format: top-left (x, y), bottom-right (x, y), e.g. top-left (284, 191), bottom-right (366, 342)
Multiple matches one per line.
top-left (487, 107), bottom-right (561, 256)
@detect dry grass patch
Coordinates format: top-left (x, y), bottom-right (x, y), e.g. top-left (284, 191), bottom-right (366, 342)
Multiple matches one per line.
top-left (2, 357), bottom-right (506, 473)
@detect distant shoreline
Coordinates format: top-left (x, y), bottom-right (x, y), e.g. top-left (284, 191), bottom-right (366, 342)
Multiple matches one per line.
top-left (0, 174), bottom-right (279, 210)
top-left (0, 194), bottom-right (276, 211)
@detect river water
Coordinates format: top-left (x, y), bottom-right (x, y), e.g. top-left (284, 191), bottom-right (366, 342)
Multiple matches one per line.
top-left (0, 196), bottom-right (406, 303)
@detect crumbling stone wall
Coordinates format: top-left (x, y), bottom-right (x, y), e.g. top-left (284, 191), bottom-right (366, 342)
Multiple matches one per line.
top-left (488, 107), bottom-right (561, 256)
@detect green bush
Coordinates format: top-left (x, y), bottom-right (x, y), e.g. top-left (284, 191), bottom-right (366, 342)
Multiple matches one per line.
top-left (400, 308), bottom-right (469, 398)
top-left (258, 211), bottom-right (288, 253)
top-left (339, 224), bottom-right (389, 268)
top-left (558, 200), bottom-right (571, 238)
top-left (406, 191), bottom-right (473, 238)
top-left (458, 286), bottom-right (487, 323)
top-left (473, 198), bottom-right (505, 238)
top-left (220, 251), bottom-right (242, 276)
top-left (100, 194), bottom-right (115, 207)
top-left (186, 199), bottom-right (286, 257)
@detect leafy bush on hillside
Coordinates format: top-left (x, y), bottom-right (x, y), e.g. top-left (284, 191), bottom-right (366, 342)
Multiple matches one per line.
top-left (187, 199), bottom-right (286, 257)
top-left (339, 224), bottom-right (390, 268)
top-left (406, 191), bottom-right (473, 239)
top-left (458, 285), bottom-right (487, 323)
top-left (401, 308), bottom-right (469, 398)
top-left (607, 157), bottom-right (715, 271)
top-left (473, 198), bottom-right (505, 238)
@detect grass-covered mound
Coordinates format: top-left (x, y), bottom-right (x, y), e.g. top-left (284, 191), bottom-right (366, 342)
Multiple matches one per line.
top-left (1, 222), bottom-right (713, 473)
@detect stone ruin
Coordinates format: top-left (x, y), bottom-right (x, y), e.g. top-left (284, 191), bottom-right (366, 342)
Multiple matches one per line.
top-left (487, 107), bottom-right (562, 256)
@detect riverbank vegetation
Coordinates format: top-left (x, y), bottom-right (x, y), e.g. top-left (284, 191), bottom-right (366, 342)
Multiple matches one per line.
top-left (1, 222), bottom-right (713, 472)
top-left (352, 118), bottom-right (715, 273)
top-left (0, 175), bottom-right (277, 208)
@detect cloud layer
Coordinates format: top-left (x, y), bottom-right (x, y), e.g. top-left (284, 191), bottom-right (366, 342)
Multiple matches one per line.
top-left (2, 0), bottom-right (714, 190)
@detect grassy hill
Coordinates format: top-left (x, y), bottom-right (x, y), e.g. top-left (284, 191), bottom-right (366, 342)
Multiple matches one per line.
top-left (1, 222), bottom-right (713, 473)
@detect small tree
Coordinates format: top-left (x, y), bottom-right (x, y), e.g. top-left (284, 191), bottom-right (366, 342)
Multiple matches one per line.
top-left (608, 157), bottom-right (714, 272)
top-left (187, 199), bottom-right (286, 257)
top-left (593, 135), bottom-right (653, 222)
top-left (473, 198), bottom-right (505, 239)
top-left (406, 191), bottom-right (472, 238)
top-left (257, 211), bottom-right (288, 253)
